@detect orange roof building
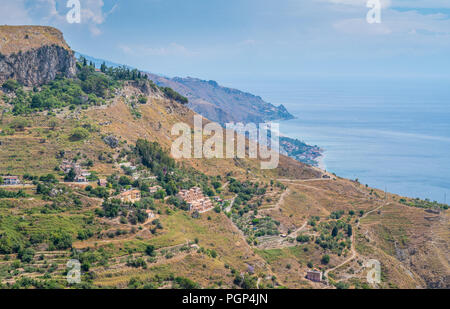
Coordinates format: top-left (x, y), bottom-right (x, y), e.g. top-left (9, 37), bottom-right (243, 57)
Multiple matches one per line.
top-left (119, 189), bottom-right (141, 203)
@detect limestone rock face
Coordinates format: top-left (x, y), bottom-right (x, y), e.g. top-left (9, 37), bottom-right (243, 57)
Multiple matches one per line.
top-left (0, 26), bottom-right (76, 86)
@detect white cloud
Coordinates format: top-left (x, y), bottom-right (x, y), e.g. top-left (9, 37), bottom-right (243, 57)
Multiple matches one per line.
top-left (333, 7), bottom-right (450, 36)
top-left (5, 0), bottom-right (118, 36)
top-left (392, 0), bottom-right (450, 9)
top-left (0, 0), bottom-right (32, 24)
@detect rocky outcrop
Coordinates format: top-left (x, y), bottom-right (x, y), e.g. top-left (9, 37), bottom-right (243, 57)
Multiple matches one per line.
top-left (0, 45), bottom-right (76, 86)
top-left (0, 26), bottom-right (76, 86)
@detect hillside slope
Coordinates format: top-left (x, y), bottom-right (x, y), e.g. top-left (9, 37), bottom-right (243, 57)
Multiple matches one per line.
top-left (0, 26), bottom-right (448, 290)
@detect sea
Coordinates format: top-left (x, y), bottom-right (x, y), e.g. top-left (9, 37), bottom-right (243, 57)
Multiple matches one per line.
top-left (225, 77), bottom-right (450, 203)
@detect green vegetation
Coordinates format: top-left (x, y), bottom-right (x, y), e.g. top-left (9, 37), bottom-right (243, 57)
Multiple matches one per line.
top-left (135, 139), bottom-right (176, 175)
top-left (296, 234), bottom-right (310, 243)
top-left (69, 127), bottom-right (90, 141)
top-left (321, 254), bottom-right (330, 265)
top-left (159, 87), bottom-right (188, 105)
top-left (2, 63), bottom-right (115, 115)
top-left (399, 198), bottom-right (448, 210)
top-left (0, 189), bottom-right (27, 198)
top-left (126, 275), bottom-right (200, 289)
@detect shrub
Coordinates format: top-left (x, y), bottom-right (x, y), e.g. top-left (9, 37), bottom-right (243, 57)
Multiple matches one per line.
top-left (70, 127), bottom-right (90, 141)
top-left (17, 248), bottom-right (35, 263)
top-left (174, 277), bottom-right (200, 289)
top-left (50, 231), bottom-right (73, 250)
top-left (145, 245), bottom-right (156, 257)
top-left (296, 235), bottom-right (310, 243)
top-left (159, 87), bottom-right (188, 105)
top-left (2, 79), bottom-right (20, 92)
top-left (9, 117), bottom-right (30, 131)
top-left (321, 255), bottom-right (330, 265)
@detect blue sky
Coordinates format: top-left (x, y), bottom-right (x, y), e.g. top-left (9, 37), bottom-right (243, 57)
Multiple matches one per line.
top-left (1, 0), bottom-right (450, 83)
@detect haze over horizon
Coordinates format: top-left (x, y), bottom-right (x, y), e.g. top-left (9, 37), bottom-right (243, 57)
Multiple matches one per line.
top-left (1, 0), bottom-right (450, 83)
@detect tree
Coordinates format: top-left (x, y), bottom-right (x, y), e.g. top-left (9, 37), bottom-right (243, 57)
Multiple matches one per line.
top-left (347, 224), bottom-right (353, 237)
top-left (154, 190), bottom-right (166, 200)
top-left (118, 176), bottom-right (131, 186)
top-left (145, 245), bottom-right (156, 257)
top-left (164, 180), bottom-right (178, 196)
top-left (49, 119), bottom-right (58, 130)
top-left (296, 235), bottom-right (310, 243)
top-left (50, 231), bottom-right (73, 250)
top-left (18, 248), bottom-right (35, 263)
top-left (2, 79), bottom-right (20, 92)
top-left (102, 199), bottom-right (122, 218)
top-left (0, 177), bottom-right (3, 185)
top-left (100, 62), bottom-right (107, 73)
top-left (332, 226), bottom-right (338, 237)
top-left (70, 127), bottom-right (90, 141)
top-left (159, 87), bottom-right (188, 105)
top-left (9, 117), bottom-right (30, 131)
top-left (321, 254), bottom-right (330, 265)
top-left (65, 169), bottom-right (76, 182)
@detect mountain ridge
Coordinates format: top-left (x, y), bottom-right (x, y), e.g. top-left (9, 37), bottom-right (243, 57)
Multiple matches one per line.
top-left (147, 73), bottom-right (295, 125)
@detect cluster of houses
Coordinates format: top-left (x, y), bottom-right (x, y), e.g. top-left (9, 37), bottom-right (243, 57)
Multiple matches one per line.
top-left (0, 176), bottom-right (20, 185)
top-left (60, 160), bottom-right (91, 183)
top-left (177, 187), bottom-right (214, 213)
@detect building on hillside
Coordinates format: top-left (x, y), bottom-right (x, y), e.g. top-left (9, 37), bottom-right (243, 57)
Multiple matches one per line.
top-left (306, 270), bottom-right (322, 282)
top-left (149, 185), bottom-right (163, 194)
top-left (81, 171), bottom-right (91, 177)
top-left (177, 187), bottom-right (214, 213)
top-left (1, 176), bottom-right (20, 185)
top-left (60, 160), bottom-right (81, 175)
top-left (98, 179), bottom-right (107, 187)
top-left (119, 189), bottom-right (141, 203)
top-left (74, 175), bottom-right (87, 183)
top-left (146, 210), bottom-right (156, 219)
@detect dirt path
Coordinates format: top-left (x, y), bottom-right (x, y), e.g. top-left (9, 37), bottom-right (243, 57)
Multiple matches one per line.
top-left (324, 201), bottom-right (388, 282)
top-left (277, 178), bottom-right (333, 183)
top-left (257, 277), bottom-right (262, 289)
top-left (260, 187), bottom-right (291, 213)
top-left (288, 221), bottom-right (308, 238)
top-left (225, 194), bottom-right (237, 213)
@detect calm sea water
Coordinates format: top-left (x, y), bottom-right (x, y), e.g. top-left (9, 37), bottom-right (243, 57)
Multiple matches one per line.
top-left (226, 77), bottom-right (450, 203)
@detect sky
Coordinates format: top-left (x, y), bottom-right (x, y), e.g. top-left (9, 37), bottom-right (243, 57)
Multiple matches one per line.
top-left (1, 0), bottom-right (450, 83)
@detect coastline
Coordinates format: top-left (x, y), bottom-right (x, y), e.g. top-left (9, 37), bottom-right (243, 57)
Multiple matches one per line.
top-left (316, 153), bottom-right (326, 171)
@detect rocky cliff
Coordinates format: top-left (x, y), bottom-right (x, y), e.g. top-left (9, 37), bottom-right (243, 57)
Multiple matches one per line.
top-left (0, 26), bottom-right (76, 86)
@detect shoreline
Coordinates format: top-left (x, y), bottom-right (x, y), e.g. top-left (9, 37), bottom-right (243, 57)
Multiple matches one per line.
top-left (316, 152), bottom-right (326, 171)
